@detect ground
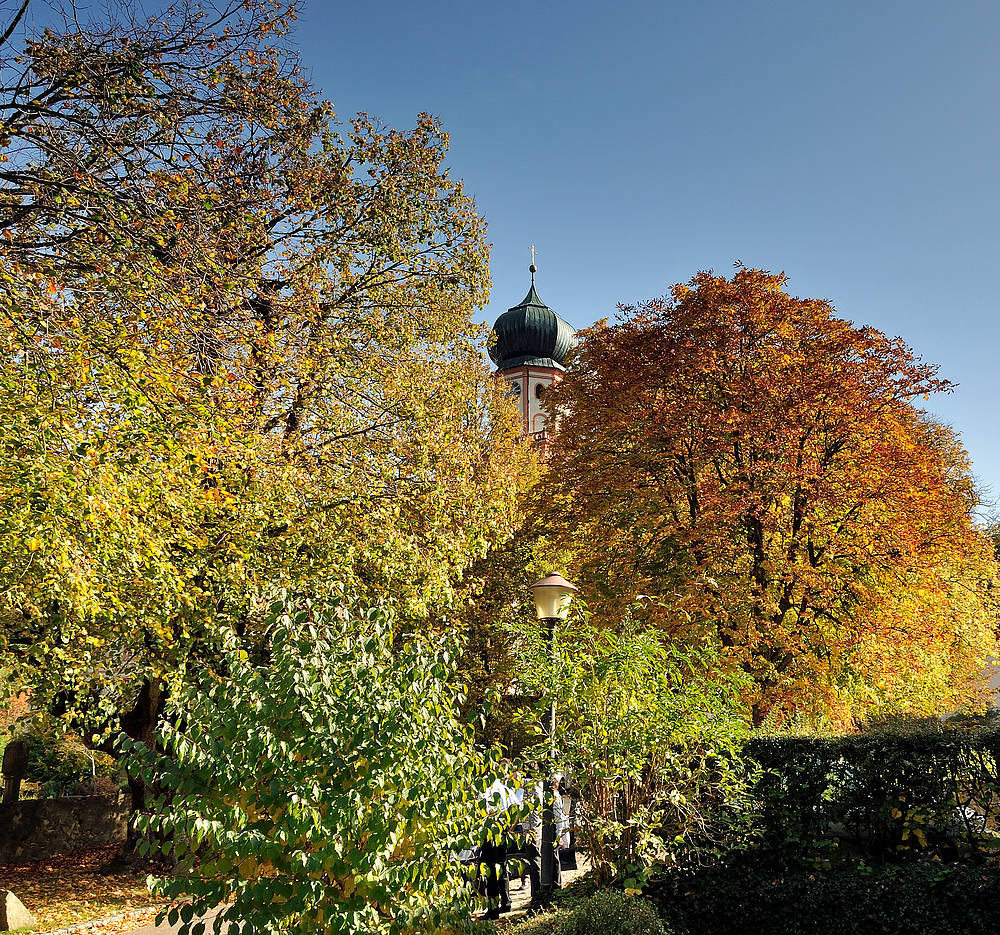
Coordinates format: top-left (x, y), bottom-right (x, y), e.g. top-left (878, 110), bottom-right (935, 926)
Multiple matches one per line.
top-left (0, 844), bottom-right (589, 935)
top-left (0, 845), bottom-right (160, 935)
top-left (487, 853), bottom-right (592, 921)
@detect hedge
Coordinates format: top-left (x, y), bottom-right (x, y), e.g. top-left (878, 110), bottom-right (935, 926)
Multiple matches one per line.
top-left (744, 725), bottom-right (1000, 863)
top-left (651, 861), bottom-right (1000, 935)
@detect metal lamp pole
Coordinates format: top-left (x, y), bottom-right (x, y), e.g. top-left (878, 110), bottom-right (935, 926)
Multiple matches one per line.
top-left (529, 573), bottom-right (578, 899)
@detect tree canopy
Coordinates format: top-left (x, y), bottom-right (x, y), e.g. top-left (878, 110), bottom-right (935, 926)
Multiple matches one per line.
top-left (0, 0), bottom-right (534, 743)
top-left (544, 268), bottom-right (998, 727)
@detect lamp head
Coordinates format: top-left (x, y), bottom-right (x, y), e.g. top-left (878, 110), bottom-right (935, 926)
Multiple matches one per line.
top-left (529, 573), bottom-right (578, 620)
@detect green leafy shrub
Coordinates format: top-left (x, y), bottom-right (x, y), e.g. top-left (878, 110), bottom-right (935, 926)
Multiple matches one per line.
top-left (651, 861), bottom-right (1000, 935)
top-left (1, 724), bottom-right (119, 798)
top-left (518, 611), bottom-right (752, 885)
top-left (555, 890), bottom-right (667, 935)
top-left (127, 596), bottom-right (506, 935)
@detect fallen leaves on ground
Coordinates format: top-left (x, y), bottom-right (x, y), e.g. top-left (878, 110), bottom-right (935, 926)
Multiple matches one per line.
top-left (0, 844), bottom-right (164, 933)
top-left (49, 906), bottom-right (161, 935)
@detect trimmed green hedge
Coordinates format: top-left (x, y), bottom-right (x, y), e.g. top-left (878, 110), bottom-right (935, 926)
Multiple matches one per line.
top-left (651, 862), bottom-right (1000, 935)
top-left (630, 726), bottom-right (1000, 934)
top-left (746, 726), bottom-right (1000, 863)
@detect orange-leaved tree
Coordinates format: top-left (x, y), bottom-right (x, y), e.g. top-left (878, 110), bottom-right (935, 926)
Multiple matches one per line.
top-left (544, 268), bottom-right (998, 727)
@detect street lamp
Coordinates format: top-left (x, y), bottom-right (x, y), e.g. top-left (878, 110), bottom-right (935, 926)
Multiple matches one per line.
top-left (529, 573), bottom-right (578, 899)
top-left (529, 573), bottom-right (578, 622)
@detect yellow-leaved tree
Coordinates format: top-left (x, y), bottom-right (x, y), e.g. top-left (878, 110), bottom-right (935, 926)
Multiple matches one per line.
top-left (0, 0), bottom-right (536, 812)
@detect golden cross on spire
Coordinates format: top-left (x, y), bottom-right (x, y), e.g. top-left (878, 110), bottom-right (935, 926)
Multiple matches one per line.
top-left (529, 244), bottom-right (537, 283)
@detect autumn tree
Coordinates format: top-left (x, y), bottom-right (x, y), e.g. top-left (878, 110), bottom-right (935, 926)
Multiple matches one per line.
top-left (544, 268), bottom-right (998, 727)
top-left (0, 0), bottom-right (534, 790)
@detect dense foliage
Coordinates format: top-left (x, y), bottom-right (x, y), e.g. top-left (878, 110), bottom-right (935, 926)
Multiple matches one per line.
top-left (128, 596), bottom-right (501, 935)
top-left (516, 611), bottom-right (751, 885)
top-left (1, 723), bottom-right (118, 797)
top-left (651, 862), bottom-right (1000, 935)
top-left (545, 268), bottom-right (997, 726)
top-left (0, 0), bottom-right (532, 769)
top-left (649, 724), bottom-right (1000, 934)
top-left (747, 723), bottom-right (1000, 865)
top-left (449, 525), bottom-right (568, 751)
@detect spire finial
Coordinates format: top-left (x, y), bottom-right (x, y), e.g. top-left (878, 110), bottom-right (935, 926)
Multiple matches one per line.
top-left (529, 244), bottom-right (537, 283)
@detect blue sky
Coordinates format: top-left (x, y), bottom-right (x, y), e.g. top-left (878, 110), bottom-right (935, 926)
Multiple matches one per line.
top-left (296, 0), bottom-right (1000, 507)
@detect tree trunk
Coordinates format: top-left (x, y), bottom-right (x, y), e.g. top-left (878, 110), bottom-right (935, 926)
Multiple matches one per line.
top-left (119, 679), bottom-right (167, 857)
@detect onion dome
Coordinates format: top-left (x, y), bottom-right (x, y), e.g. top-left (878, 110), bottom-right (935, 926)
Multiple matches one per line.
top-left (489, 273), bottom-right (577, 371)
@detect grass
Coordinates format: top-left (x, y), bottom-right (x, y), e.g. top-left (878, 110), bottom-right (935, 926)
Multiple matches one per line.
top-left (0, 844), bottom-right (163, 934)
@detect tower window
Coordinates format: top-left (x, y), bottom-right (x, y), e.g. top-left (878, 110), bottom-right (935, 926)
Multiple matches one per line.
top-left (509, 381), bottom-right (521, 398)
top-left (535, 383), bottom-right (546, 400)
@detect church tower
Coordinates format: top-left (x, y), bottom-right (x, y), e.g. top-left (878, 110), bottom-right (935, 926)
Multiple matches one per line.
top-left (489, 258), bottom-right (576, 447)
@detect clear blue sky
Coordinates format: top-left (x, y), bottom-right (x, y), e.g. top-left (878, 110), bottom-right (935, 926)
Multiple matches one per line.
top-left (295, 0), bottom-right (1000, 507)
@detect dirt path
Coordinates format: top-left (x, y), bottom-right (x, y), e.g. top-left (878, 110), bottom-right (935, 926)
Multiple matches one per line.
top-left (480, 852), bottom-right (592, 919)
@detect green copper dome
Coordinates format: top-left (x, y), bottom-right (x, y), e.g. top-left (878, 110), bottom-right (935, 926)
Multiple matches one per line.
top-left (489, 280), bottom-right (577, 371)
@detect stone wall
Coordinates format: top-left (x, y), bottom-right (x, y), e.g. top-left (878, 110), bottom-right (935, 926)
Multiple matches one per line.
top-left (0, 794), bottom-right (128, 864)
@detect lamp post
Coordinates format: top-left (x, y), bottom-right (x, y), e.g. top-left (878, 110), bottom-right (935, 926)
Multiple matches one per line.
top-left (529, 572), bottom-right (578, 898)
